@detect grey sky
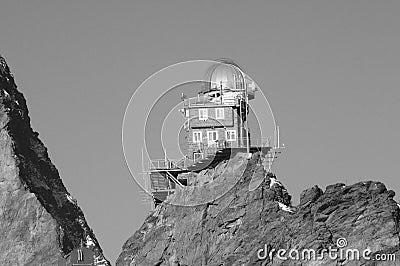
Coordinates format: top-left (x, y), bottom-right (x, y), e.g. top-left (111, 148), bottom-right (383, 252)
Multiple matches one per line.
top-left (1, 1), bottom-right (399, 263)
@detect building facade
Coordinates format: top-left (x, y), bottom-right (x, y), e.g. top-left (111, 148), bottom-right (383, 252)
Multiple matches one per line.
top-left (181, 61), bottom-right (256, 162)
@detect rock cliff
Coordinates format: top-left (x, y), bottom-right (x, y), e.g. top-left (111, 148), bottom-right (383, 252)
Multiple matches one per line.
top-left (0, 55), bottom-right (110, 265)
top-left (117, 152), bottom-right (400, 265)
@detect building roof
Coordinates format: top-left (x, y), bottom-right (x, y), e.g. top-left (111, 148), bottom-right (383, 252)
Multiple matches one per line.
top-left (208, 62), bottom-right (245, 92)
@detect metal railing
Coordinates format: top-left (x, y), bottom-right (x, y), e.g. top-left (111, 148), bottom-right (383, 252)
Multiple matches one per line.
top-left (148, 137), bottom-right (273, 171)
top-left (148, 159), bottom-right (177, 170)
top-left (183, 96), bottom-right (240, 107)
top-left (192, 137), bottom-right (272, 150)
top-left (149, 157), bottom-right (192, 170)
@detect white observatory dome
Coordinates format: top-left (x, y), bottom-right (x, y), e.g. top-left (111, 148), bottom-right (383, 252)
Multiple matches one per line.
top-left (208, 62), bottom-right (245, 92)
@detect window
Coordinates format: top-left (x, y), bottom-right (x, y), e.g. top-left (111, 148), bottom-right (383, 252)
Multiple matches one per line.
top-left (226, 130), bottom-right (236, 141)
top-left (193, 131), bottom-right (202, 143)
top-left (198, 108), bottom-right (208, 120)
top-left (207, 130), bottom-right (218, 146)
top-left (215, 108), bottom-right (224, 119)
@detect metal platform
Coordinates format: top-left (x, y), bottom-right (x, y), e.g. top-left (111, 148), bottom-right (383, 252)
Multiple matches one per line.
top-left (146, 145), bottom-right (277, 208)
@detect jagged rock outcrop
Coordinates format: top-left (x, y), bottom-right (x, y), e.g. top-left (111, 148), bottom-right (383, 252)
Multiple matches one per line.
top-left (117, 152), bottom-right (400, 265)
top-left (0, 55), bottom-right (110, 265)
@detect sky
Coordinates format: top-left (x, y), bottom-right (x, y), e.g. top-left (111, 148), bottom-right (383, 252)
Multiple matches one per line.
top-left (1, 1), bottom-right (400, 263)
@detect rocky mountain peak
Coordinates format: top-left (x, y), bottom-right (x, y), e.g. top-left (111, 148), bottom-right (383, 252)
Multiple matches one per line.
top-left (0, 55), bottom-right (110, 265)
top-left (117, 151), bottom-right (400, 265)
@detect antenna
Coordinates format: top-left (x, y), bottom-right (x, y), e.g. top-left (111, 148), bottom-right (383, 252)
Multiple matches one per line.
top-left (238, 68), bottom-right (250, 158)
top-left (277, 126), bottom-right (280, 148)
top-left (220, 81), bottom-right (223, 104)
top-left (267, 124), bottom-right (285, 172)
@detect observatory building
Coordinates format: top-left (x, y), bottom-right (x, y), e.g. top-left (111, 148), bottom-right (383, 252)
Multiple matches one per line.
top-left (146, 60), bottom-right (281, 207)
top-left (181, 61), bottom-right (257, 162)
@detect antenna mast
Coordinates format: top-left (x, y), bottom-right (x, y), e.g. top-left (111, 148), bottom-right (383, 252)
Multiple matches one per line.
top-left (244, 73), bottom-right (250, 157)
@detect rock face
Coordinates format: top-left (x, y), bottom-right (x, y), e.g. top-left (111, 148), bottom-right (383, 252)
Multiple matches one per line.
top-left (0, 55), bottom-right (110, 265)
top-left (117, 153), bottom-right (400, 265)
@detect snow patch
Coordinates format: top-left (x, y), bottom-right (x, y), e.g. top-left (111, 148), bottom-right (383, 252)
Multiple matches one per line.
top-left (94, 255), bottom-right (108, 265)
top-left (85, 235), bottom-right (95, 247)
top-left (77, 217), bottom-right (85, 227)
top-left (269, 177), bottom-right (282, 188)
top-left (397, 203), bottom-right (400, 209)
top-left (66, 193), bottom-right (77, 205)
top-left (278, 202), bottom-right (293, 213)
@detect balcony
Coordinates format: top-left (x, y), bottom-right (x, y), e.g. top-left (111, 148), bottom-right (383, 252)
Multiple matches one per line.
top-left (183, 95), bottom-right (240, 108)
top-left (148, 137), bottom-right (272, 171)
